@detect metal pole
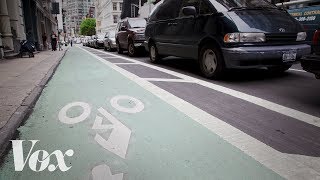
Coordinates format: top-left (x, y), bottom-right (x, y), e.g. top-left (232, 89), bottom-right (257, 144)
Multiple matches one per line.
top-left (0, 33), bottom-right (4, 59)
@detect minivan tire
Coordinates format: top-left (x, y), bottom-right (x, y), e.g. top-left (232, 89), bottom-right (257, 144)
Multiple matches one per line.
top-left (199, 44), bottom-right (225, 79)
top-left (116, 41), bottom-right (123, 54)
top-left (149, 42), bottom-right (161, 63)
top-left (128, 41), bottom-right (136, 57)
top-left (267, 65), bottom-right (292, 74)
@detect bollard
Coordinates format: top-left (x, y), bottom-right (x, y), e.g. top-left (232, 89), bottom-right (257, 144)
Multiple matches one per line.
top-left (0, 33), bottom-right (4, 59)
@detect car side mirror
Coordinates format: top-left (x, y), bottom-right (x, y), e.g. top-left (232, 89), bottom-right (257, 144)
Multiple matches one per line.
top-left (182, 6), bottom-right (197, 17)
top-left (121, 26), bottom-right (127, 31)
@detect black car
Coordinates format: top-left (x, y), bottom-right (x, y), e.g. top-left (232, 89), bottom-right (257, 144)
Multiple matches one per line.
top-left (116, 18), bottom-right (146, 56)
top-left (301, 27), bottom-right (320, 79)
top-left (144, 0), bottom-right (311, 78)
top-left (93, 34), bottom-right (105, 49)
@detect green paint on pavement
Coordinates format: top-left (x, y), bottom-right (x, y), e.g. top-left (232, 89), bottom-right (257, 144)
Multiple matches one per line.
top-left (0, 47), bottom-right (283, 180)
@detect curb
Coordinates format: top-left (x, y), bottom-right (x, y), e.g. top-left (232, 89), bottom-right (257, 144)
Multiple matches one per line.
top-left (0, 49), bottom-right (68, 158)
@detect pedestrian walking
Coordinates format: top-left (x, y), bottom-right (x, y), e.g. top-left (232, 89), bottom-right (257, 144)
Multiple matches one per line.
top-left (50, 31), bottom-right (57, 51)
top-left (42, 33), bottom-right (47, 50)
top-left (70, 39), bottom-right (73, 47)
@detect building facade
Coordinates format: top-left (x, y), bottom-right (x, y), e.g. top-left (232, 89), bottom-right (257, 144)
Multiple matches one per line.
top-left (0, 0), bottom-right (58, 57)
top-left (95, 0), bottom-right (123, 34)
top-left (0, 0), bottom-right (26, 55)
top-left (63, 0), bottom-right (94, 37)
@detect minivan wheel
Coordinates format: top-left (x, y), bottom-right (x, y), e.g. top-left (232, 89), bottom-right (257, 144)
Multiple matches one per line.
top-left (267, 65), bottom-right (292, 74)
top-left (106, 43), bottom-right (111, 51)
top-left (117, 41), bottom-right (123, 54)
top-left (199, 44), bottom-right (225, 79)
top-left (128, 42), bottom-right (136, 57)
top-left (149, 43), bottom-right (161, 63)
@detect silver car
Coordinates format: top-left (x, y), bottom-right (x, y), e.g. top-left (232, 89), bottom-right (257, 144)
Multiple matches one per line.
top-left (104, 31), bottom-right (116, 51)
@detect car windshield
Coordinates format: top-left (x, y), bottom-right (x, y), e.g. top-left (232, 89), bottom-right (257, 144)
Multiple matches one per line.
top-left (209, 0), bottom-right (276, 10)
top-left (128, 19), bottom-right (146, 28)
top-left (97, 34), bottom-right (105, 39)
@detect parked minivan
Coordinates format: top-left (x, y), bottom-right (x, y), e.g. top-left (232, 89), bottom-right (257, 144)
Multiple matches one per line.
top-left (144, 0), bottom-right (311, 78)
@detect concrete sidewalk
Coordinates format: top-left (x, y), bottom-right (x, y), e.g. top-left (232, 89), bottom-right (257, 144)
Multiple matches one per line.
top-left (0, 49), bottom-right (68, 155)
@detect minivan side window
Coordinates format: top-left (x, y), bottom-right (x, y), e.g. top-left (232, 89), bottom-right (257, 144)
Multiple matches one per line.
top-left (179, 0), bottom-right (214, 17)
top-left (179, 0), bottom-right (200, 17)
top-left (156, 0), bottom-right (182, 20)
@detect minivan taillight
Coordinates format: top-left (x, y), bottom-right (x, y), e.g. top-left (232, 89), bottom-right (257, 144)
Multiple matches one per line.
top-left (312, 30), bottom-right (320, 45)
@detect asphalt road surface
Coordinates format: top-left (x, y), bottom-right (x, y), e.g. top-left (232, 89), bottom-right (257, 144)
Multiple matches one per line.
top-left (0, 45), bottom-right (319, 180)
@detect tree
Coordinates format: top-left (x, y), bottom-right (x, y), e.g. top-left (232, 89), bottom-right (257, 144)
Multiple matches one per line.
top-left (80, 18), bottom-right (96, 36)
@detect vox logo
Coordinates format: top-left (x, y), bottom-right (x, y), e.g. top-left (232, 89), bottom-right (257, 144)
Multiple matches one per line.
top-left (11, 140), bottom-right (74, 172)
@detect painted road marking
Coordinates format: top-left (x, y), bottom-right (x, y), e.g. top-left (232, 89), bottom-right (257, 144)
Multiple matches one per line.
top-left (82, 47), bottom-right (320, 179)
top-left (57, 95), bottom-right (146, 159)
top-left (110, 95), bottom-right (144, 114)
top-left (113, 63), bottom-right (137, 65)
top-left (58, 102), bottom-right (91, 124)
top-left (94, 107), bottom-right (131, 159)
top-left (88, 48), bottom-right (320, 128)
top-left (143, 78), bottom-right (194, 83)
top-left (92, 164), bottom-right (123, 180)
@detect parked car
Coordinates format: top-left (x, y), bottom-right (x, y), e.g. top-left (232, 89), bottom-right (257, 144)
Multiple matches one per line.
top-left (88, 35), bottom-right (96, 47)
top-left (84, 36), bottom-right (92, 46)
top-left (93, 34), bottom-right (105, 49)
top-left (104, 31), bottom-right (117, 51)
top-left (144, 0), bottom-right (311, 78)
top-left (116, 17), bottom-right (147, 56)
top-left (75, 38), bottom-right (82, 44)
top-left (301, 27), bottom-right (320, 79)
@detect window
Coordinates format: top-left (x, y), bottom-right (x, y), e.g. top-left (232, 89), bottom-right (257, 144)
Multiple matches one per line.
top-left (113, 2), bottom-right (117, 10)
top-left (156, 0), bottom-right (182, 20)
top-left (120, 3), bottom-right (123, 11)
top-left (179, 0), bottom-right (199, 17)
top-left (113, 15), bottom-right (118, 23)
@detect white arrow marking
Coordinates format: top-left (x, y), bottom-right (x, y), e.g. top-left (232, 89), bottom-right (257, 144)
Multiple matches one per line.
top-left (94, 107), bottom-right (131, 159)
top-left (92, 164), bottom-right (123, 180)
top-left (92, 115), bottom-right (114, 130)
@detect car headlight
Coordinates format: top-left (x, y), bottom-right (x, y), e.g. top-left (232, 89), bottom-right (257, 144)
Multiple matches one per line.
top-left (296, 32), bottom-right (307, 41)
top-left (224, 33), bottom-right (266, 43)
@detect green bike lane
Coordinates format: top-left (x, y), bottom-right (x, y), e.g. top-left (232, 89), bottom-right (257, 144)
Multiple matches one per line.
top-left (0, 47), bottom-right (283, 180)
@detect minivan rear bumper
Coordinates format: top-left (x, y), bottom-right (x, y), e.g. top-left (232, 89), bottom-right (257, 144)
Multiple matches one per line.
top-left (222, 44), bottom-right (311, 68)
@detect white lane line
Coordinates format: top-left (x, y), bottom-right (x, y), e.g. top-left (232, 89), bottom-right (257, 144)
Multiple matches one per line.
top-left (143, 78), bottom-right (194, 83)
top-left (289, 68), bottom-right (307, 73)
top-left (80, 47), bottom-right (320, 179)
top-left (99, 56), bottom-right (119, 58)
top-left (85, 49), bottom-right (320, 128)
top-left (113, 63), bottom-right (137, 65)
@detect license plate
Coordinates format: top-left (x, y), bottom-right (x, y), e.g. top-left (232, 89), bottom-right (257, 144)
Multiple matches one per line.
top-left (282, 51), bottom-right (297, 62)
